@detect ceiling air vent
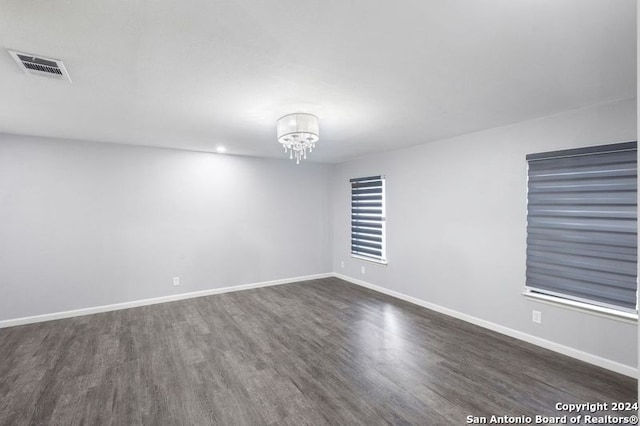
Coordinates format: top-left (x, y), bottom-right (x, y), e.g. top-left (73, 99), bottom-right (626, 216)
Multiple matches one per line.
top-left (8, 49), bottom-right (72, 83)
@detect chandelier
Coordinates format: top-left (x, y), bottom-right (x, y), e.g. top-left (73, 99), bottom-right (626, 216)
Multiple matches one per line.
top-left (276, 113), bottom-right (319, 164)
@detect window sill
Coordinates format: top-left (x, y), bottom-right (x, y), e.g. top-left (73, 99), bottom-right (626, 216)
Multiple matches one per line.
top-left (351, 254), bottom-right (387, 266)
top-left (522, 291), bottom-right (637, 324)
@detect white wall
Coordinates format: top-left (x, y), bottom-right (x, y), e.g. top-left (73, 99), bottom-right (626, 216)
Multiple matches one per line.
top-left (331, 98), bottom-right (638, 369)
top-left (0, 134), bottom-right (332, 321)
top-left (0, 98), bottom-right (636, 372)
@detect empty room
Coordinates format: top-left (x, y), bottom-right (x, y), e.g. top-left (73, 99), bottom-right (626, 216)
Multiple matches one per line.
top-left (0, 0), bottom-right (638, 425)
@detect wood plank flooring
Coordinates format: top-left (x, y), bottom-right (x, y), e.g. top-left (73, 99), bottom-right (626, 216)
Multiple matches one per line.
top-left (0, 277), bottom-right (636, 425)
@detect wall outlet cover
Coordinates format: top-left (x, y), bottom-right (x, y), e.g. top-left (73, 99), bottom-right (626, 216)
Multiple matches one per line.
top-left (532, 310), bottom-right (542, 324)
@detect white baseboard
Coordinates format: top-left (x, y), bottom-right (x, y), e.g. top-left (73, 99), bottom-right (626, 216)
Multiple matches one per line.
top-left (0, 273), bottom-right (333, 329)
top-left (333, 273), bottom-right (638, 378)
top-left (2, 271), bottom-right (636, 378)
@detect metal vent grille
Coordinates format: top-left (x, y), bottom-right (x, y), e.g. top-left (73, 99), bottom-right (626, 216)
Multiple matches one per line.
top-left (8, 49), bottom-right (72, 82)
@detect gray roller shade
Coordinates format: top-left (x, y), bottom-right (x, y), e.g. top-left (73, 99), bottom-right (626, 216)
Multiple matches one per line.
top-left (526, 142), bottom-right (637, 313)
top-left (351, 176), bottom-right (386, 263)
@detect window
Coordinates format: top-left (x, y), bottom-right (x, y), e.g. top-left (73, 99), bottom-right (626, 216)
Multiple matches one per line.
top-left (525, 141), bottom-right (637, 314)
top-left (351, 175), bottom-right (386, 264)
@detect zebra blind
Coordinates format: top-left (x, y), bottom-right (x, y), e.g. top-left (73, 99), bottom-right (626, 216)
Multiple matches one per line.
top-left (351, 175), bottom-right (386, 263)
top-left (526, 141), bottom-right (637, 313)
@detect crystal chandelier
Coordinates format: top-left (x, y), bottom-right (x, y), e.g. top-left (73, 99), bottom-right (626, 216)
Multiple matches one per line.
top-left (276, 113), bottom-right (319, 164)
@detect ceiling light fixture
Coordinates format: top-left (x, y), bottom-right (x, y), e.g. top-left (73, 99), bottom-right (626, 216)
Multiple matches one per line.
top-left (276, 113), bottom-right (319, 164)
top-left (216, 146), bottom-right (226, 153)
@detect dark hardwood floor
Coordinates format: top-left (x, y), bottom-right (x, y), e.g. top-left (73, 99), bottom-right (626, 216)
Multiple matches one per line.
top-left (0, 277), bottom-right (636, 425)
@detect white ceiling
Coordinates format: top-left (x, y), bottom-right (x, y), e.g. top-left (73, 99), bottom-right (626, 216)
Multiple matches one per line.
top-left (0, 0), bottom-right (636, 163)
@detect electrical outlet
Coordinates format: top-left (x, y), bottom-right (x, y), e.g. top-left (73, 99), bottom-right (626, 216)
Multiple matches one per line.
top-left (341, 261), bottom-right (345, 269)
top-left (532, 310), bottom-right (542, 324)
top-left (173, 277), bottom-right (180, 286)
top-left (361, 266), bottom-right (366, 274)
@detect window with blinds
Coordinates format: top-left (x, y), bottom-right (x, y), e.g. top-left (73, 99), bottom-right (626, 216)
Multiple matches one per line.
top-left (526, 141), bottom-right (637, 314)
top-left (351, 175), bottom-right (386, 264)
